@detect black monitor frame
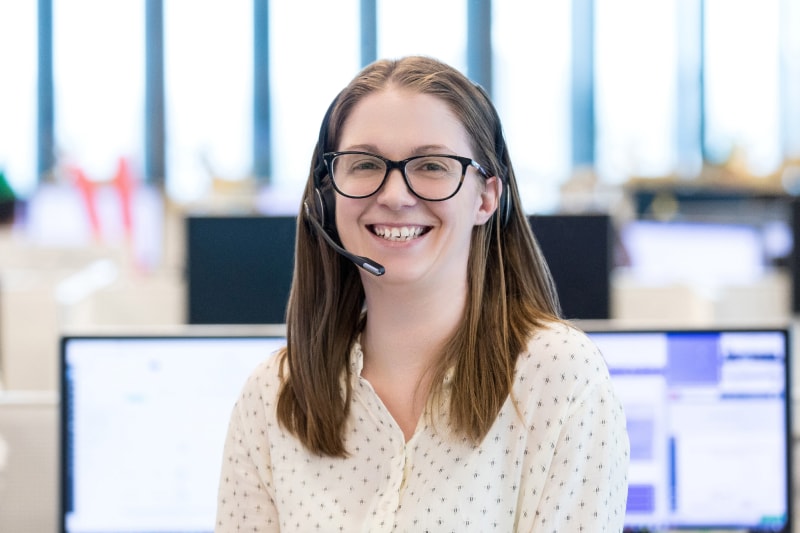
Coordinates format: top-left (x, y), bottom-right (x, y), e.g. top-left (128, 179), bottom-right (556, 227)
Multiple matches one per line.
top-left (528, 213), bottom-right (613, 320)
top-left (186, 215), bottom-right (297, 325)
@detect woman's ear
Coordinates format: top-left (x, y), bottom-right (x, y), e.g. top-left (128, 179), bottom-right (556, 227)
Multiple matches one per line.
top-left (474, 176), bottom-right (502, 225)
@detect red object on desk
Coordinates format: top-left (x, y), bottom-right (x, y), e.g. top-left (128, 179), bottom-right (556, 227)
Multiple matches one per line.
top-left (69, 165), bottom-right (101, 240)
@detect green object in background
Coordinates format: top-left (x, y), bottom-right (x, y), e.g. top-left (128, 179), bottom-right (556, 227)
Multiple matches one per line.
top-left (0, 169), bottom-right (15, 202)
top-left (0, 169), bottom-right (17, 223)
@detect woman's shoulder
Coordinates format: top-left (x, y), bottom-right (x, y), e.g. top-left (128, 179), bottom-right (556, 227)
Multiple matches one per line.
top-left (516, 320), bottom-right (610, 381)
top-left (512, 320), bottom-right (619, 414)
top-left (524, 319), bottom-right (598, 350)
top-left (235, 348), bottom-right (285, 406)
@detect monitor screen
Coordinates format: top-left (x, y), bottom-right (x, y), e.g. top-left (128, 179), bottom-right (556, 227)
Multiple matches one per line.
top-left (585, 327), bottom-right (791, 532)
top-left (619, 219), bottom-right (767, 288)
top-left (60, 332), bottom-right (286, 533)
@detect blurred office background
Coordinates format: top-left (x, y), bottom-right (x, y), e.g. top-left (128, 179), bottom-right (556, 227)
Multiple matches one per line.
top-left (1, 0), bottom-right (799, 388)
top-left (2, 1), bottom-right (800, 530)
top-left (0, 0), bottom-right (798, 378)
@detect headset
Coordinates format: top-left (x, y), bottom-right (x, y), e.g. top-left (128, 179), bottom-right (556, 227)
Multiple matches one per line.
top-left (304, 82), bottom-right (512, 276)
top-left (308, 91), bottom-right (343, 238)
top-left (303, 91), bottom-right (386, 275)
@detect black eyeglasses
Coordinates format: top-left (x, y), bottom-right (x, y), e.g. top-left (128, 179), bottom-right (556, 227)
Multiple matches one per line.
top-left (323, 151), bottom-right (491, 201)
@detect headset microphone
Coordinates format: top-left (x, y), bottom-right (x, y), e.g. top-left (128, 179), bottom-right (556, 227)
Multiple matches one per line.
top-left (303, 201), bottom-right (386, 276)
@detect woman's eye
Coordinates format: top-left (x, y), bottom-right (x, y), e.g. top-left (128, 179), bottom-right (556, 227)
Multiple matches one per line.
top-left (351, 159), bottom-right (382, 171)
top-left (413, 158), bottom-right (452, 174)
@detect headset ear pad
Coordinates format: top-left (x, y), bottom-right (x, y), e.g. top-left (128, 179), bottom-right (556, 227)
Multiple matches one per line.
top-left (312, 180), bottom-right (338, 238)
top-left (310, 129), bottom-right (338, 238)
top-left (311, 93), bottom-right (341, 237)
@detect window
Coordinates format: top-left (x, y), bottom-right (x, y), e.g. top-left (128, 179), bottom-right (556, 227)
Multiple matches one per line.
top-left (493, 1), bottom-right (572, 213)
top-left (266, 0), bottom-right (359, 213)
top-left (164, 0), bottom-right (252, 202)
top-left (784, 0), bottom-right (800, 163)
top-left (594, 0), bottom-right (679, 183)
top-left (14, 0), bottom-right (800, 207)
top-left (377, 0), bottom-right (467, 71)
top-left (53, 0), bottom-right (144, 182)
top-left (0, 2), bottom-right (37, 197)
top-left (704, 0), bottom-right (782, 176)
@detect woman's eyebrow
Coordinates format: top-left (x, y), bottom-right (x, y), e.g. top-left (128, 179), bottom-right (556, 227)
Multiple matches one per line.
top-left (339, 144), bottom-right (456, 156)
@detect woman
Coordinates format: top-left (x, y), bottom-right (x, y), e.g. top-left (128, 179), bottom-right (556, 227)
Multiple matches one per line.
top-left (216, 56), bottom-right (629, 532)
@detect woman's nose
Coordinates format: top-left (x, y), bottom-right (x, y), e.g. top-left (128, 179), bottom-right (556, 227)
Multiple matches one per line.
top-left (376, 168), bottom-right (417, 208)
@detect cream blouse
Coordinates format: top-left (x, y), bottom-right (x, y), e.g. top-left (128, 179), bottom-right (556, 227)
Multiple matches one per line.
top-left (215, 322), bottom-right (629, 532)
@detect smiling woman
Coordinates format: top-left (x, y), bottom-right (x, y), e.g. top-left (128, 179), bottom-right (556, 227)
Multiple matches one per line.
top-left (215, 56), bottom-right (630, 532)
top-left (330, 88), bottom-right (498, 292)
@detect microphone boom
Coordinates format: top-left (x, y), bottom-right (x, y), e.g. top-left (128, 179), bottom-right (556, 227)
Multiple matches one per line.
top-left (303, 201), bottom-right (386, 276)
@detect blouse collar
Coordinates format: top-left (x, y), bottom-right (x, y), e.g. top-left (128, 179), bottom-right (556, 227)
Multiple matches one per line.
top-left (348, 337), bottom-right (454, 387)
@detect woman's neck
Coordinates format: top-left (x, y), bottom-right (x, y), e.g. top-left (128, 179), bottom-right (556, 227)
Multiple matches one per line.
top-left (360, 280), bottom-right (466, 380)
top-left (358, 280), bottom-right (467, 440)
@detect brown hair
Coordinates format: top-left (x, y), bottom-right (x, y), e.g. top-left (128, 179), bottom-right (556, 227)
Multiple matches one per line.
top-left (277, 56), bottom-right (561, 457)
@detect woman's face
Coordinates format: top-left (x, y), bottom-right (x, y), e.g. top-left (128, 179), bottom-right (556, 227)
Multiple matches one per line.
top-left (334, 87), bottom-right (500, 288)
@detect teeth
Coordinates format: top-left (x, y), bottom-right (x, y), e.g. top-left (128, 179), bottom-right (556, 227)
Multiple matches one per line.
top-left (373, 225), bottom-right (424, 241)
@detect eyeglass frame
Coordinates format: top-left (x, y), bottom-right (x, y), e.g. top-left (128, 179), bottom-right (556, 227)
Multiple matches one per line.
top-left (322, 151), bottom-right (492, 202)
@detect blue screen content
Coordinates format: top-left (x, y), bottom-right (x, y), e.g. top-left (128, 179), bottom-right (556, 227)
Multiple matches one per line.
top-left (587, 328), bottom-right (790, 532)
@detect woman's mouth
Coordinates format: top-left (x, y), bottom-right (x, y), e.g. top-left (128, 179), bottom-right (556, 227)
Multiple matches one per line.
top-left (369, 224), bottom-right (429, 242)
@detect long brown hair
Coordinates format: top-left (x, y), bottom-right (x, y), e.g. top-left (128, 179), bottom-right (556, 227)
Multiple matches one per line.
top-left (277, 56), bottom-right (561, 457)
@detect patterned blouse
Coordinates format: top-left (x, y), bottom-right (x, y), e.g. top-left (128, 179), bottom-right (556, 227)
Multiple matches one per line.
top-left (216, 321), bottom-right (629, 532)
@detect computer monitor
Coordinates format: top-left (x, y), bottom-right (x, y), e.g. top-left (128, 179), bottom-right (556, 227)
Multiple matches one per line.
top-left (59, 329), bottom-right (286, 533)
top-left (791, 198), bottom-right (799, 314)
top-left (584, 326), bottom-right (792, 532)
top-left (619, 219), bottom-right (767, 288)
top-left (528, 214), bottom-right (612, 319)
top-left (186, 214), bottom-right (612, 323)
top-left (186, 215), bottom-right (296, 325)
